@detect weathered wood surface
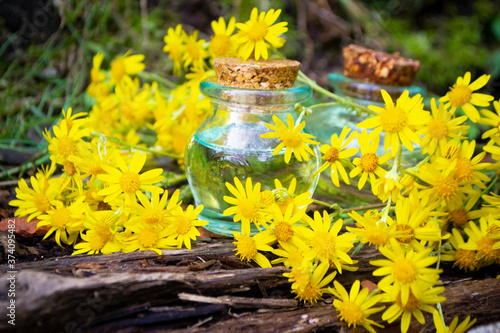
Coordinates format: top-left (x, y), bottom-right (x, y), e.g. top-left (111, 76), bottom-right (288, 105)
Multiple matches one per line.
top-left (0, 239), bottom-right (499, 332)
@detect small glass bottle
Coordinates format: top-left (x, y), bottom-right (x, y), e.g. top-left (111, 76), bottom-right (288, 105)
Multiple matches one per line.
top-left (306, 73), bottom-right (426, 205)
top-left (185, 64), bottom-right (320, 236)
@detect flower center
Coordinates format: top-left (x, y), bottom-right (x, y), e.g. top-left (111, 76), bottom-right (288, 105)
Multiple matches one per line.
top-left (428, 119), bottom-right (448, 139)
top-left (186, 41), bottom-right (200, 61)
top-left (174, 215), bottom-right (192, 235)
top-left (143, 211), bottom-right (163, 226)
top-left (448, 209), bottom-right (469, 227)
top-left (63, 161), bottom-right (76, 176)
top-left (238, 199), bottom-right (259, 221)
top-left (57, 136), bottom-right (77, 159)
top-left (448, 85), bottom-right (472, 107)
top-left (359, 153), bottom-right (378, 173)
top-left (137, 227), bottom-right (158, 249)
top-left (248, 21), bottom-right (268, 41)
top-left (282, 132), bottom-right (302, 148)
top-left (454, 157), bottom-right (474, 183)
top-left (393, 258), bottom-right (416, 283)
top-left (379, 106), bottom-right (408, 132)
top-left (120, 171), bottom-right (141, 193)
top-left (94, 226), bottom-right (112, 242)
top-left (296, 281), bottom-right (321, 303)
top-left (434, 175), bottom-right (459, 200)
top-left (324, 147), bottom-right (339, 163)
top-left (169, 44), bottom-right (182, 61)
top-left (89, 164), bottom-right (105, 176)
top-left (34, 194), bottom-right (51, 213)
top-left (365, 225), bottom-right (389, 247)
top-left (286, 249), bottom-right (304, 268)
top-left (454, 249), bottom-right (478, 271)
top-left (338, 300), bottom-right (364, 326)
top-left (111, 57), bottom-right (126, 82)
top-left (477, 236), bottom-right (500, 261)
top-left (395, 224), bottom-right (415, 244)
top-left (89, 234), bottom-right (106, 251)
top-left (236, 234), bottom-right (257, 261)
top-left (396, 290), bottom-right (421, 310)
top-left (274, 221), bottom-right (293, 242)
top-left (210, 35), bottom-right (231, 56)
top-left (310, 230), bottom-right (335, 262)
top-left (51, 207), bottom-right (72, 229)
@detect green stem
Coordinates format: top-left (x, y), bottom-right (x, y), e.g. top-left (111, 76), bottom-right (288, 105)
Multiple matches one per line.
top-left (343, 202), bottom-right (393, 213)
top-left (312, 198), bottom-right (338, 209)
top-left (137, 71), bottom-right (177, 89)
top-left (479, 174), bottom-right (499, 197)
top-left (162, 174), bottom-right (187, 187)
top-left (90, 132), bottom-right (183, 159)
top-left (309, 102), bottom-right (341, 109)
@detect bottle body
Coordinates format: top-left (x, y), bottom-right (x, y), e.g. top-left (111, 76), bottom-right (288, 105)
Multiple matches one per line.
top-left (185, 80), bottom-right (320, 236)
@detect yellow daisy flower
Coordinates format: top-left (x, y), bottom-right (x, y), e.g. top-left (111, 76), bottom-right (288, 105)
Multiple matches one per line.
top-left (314, 126), bottom-right (358, 187)
top-left (329, 280), bottom-right (385, 333)
top-left (163, 24), bottom-right (186, 76)
top-left (271, 241), bottom-right (314, 268)
top-left (371, 168), bottom-right (403, 203)
top-left (235, 7), bottom-right (288, 60)
top-left (370, 240), bottom-right (442, 306)
top-left (439, 71), bottom-right (494, 123)
top-left (165, 204), bottom-right (208, 249)
top-left (350, 129), bottom-right (392, 189)
top-left (10, 167), bottom-right (59, 222)
top-left (37, 197), bottom-right (87, 247)
top-left (223, 177), bottom-right (267, 230)
top-left (381, 281), bottom-right (446, 333)
top-left (441, 228), bottom-right (479, 272)
top-left (347, 211), bottom-right (395, 248)
top-left (261, 113), bottom-right (319, 164)
top-left (357, 90), bottom-right (428, 156)
top-left (69, 141), bottom-right (118, 183)
top-left (480, 100), bottom-right (500, 139)
top-left (125, 189), bottom-right (181, 229)
top-left (267, 204), bottom-right (308, 250)
top-left (182, 30), bottom-right (208, 70)
top-left (209, 16), bottom-right (237, 58)
top-left (461, 218), bottom-right (500, 262)
top-left (122, 223), bottom-right (176, 255)
top-left (97, 151), bottom-right (164, 207)
top-left (271, 177), bottom-right (313, 216)
top-left (233, 225), bottom-right (276, 268)
top-left (110, 50), bottom-right (145, 85)
top-left (433, 311), bottom-right (477, 333)
top-left (417, 99), bottom-right (469, 156)
top-left (292, 261), bottom-right (336, 304)
top-left (297, 210), bottom-right (356, 272)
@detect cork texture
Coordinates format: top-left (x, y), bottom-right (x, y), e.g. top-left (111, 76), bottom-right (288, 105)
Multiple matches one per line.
top-left (214, 57), bottom-right (301, 90)
top-left (343, 44), bottom-right (420, 86)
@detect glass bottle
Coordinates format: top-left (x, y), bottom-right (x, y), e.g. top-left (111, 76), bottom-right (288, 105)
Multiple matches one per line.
top-left (185, 78), bottom-right (320, 236)
top-left (306, 73), bottom-right (426, 205)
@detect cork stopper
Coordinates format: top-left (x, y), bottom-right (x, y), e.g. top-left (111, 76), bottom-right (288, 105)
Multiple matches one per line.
top-left (214, 57), bottom-right (301, 90)
top-left (343, 44), bottom-right (420, 86)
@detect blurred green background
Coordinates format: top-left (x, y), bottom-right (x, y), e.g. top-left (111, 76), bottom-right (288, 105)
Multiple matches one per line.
top-left (0, 0), bottom-right (499, 176)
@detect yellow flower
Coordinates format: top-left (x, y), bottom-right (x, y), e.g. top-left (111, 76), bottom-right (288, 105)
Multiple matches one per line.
top-left (347, 211), bottom-right (394, 248)
top-left (235, 7), bottom-right (288, 60)
top-left (97, 151), bottom-right (164, 207)
top-left (480, 100), bottom-right (500, 139)
top-left (267, 204), bottom-right (308, 250)
top-left (433, 311), bottom-right (477, 333)
top-left (163, 24), bottom-right (186, 76)
top-left (461, 218), bottom-right (500, 262)
top-left (125, 190), bottom-right (181, 229)
top-left (261, 113), bottom-right (319, 164)
top-left (270, 177), bottom-right (313, 216)
top-left (370, 240), bottom-right (441, 306)
top-left (73, 210), bottom-right (121, 255)
top-left (90, 52), bottom-right (106, 84)
top-left (329, 280), bottom-right (385, 333)
top-left (381, 281), bottom-right (446, 333)
top-left (10, 166), bottom-right (59, 222)
top-left (122, 223), bottom-right (176, 255)
top-left (233, 225), bottom-right (276, 268)
top-left (209, 16), bottom-right (237, 58)
top-left (37, 197), bottom-right (87, 247)
top-left (292, 261), bottom-right (336, 304)
top-left (314, 126), bottom-right (358, 187)
top-left (223, 177), bottom-right (267, 230)
top-left (182, 30), bottom-right (208, 70)
top-left (358, 90), bottom-right (428, 156)
top-left (271, 241), bottom-right (314, 268)
top-left (297, 210), bottom-right (356, 272)
top-left (417, 99), bottom-right (469, 156)
top-left (350, 129), bottom-right (392, 189)
top-left (110, 51), bottom-right (145, 85)
top-left (165, 204), bottom-right (208, 249)
top-left (441, 228), bottom-right (479, 271)
top-left (440, 71), bottom-right (494, 123)
top-left (69, 141), bottom-right (118, 183)
top-left (371, 168), bottom-right (403, 203)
